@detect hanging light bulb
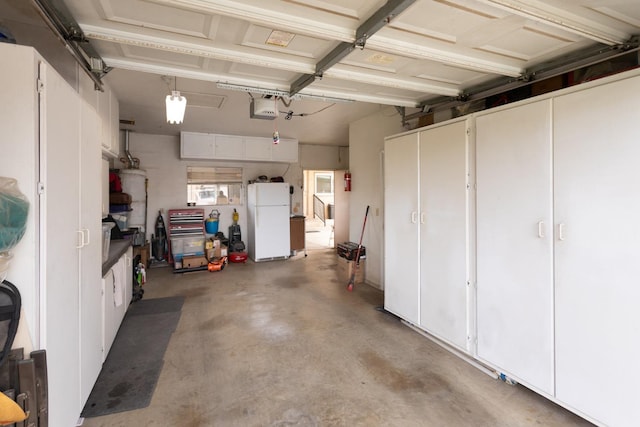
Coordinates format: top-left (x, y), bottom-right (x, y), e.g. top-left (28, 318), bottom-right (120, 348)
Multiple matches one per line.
top-left (166, 77), bottom-right (187, 124)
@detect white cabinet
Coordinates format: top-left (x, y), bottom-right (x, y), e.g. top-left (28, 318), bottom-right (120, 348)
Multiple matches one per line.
top-left (384, 119), bottom-right (471, 350)
top-left (418, 121), bottom-right (470, 351)
top-left (0, 44), bottom-right (102, 427)
top-left (102, 246), bottom-right (133, 361)
top-left (79, 101), bottom-right (104, 404)
top-left (245, 136), bottom-right (272, 161)
top-left (180, 131), bottom-right (298, 162)
top-left (181, 131), bottom-right (215, 158)
top-left (553, 75), bottom-right (640, 427)
top-left (384, 133), bottom-right (420, 325)
top-left (96, 82), bottom-right (120, 158)
top-left (474, 73), bottom-right (640, 425)
top-left (101, 268), bottom-right (117, 360)
top-left (215, 134), bottom-right (244, 159)
top-left (272, 138), bottom-right (299, 162)
top-left (475, 100), bottom-right (554, 395)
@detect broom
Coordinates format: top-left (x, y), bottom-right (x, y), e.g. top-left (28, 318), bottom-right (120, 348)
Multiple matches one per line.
top-left (347, 205), bottom-right (369, 292)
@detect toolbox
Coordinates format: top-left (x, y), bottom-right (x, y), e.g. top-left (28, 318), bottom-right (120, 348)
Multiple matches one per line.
top-left (337, 241), bottom-right (366, 261)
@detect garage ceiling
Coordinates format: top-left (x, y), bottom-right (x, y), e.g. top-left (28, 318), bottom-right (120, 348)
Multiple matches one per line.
top-left (11, 0), bottom-right (640, 144)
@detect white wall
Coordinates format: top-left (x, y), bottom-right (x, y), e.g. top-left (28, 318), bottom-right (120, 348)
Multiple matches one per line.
top-left (121, 134), bottom-right (347, 248)
top-left (349, 107), bottom-right (405, 289)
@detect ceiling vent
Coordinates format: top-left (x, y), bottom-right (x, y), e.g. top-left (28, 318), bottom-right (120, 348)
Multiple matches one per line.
top-left (250, 97), bottom-right (279, 120)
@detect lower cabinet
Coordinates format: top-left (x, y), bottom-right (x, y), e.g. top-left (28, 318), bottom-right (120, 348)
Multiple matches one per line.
top-left (102, 246), bottom-right (133, 361)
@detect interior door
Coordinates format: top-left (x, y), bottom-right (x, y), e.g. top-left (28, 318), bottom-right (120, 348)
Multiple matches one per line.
top-left (383, 133), bottom-right (420, 325)
top-left (40, 62), bottom-right (82, 423)
top-left (553, 75), bottom-right (640, 427)
top-left (475, 100), bottom-right (554, 394)
top-left (419, 120), bottom-right (469, 350)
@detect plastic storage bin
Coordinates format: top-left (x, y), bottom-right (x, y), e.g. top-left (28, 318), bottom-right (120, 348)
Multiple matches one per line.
top-left (102, 222), bottom-right (115, 263)
top-left (170, 236), bottom-right (205, 261)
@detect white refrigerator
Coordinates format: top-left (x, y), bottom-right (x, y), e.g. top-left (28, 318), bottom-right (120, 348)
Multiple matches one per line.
top-left (247, 182), bottom-right (291, 261)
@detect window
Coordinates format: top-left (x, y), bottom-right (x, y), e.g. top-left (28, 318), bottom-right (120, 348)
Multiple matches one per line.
top-left (314, 172), bottom-right (333, 194)
top-left (187, 167), bottom-right (243, 206)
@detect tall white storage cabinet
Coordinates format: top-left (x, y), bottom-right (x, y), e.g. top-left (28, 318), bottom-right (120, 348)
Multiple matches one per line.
top-left (384, 119), bottom-right (471, 350)
top-left (475, 100), bottom-right (555, 395)
top-left (553, 75), bottom-right (640, 427)
top-left (384, 133), bottom-right (420, 325)
top-left (0, 44), bottom-right (104, 427)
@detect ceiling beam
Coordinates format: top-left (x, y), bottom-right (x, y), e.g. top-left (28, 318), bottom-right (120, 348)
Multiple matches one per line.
top-left (82, 23), bottom-right (315, 74)
top-left (290, 0), bottom-right (417, 96)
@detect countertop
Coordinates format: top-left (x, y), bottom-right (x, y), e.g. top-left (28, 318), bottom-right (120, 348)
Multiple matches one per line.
top-left (102, 239), bottom-right (131, 276)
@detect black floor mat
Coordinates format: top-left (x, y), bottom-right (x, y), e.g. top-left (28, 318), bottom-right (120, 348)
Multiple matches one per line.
top-left (81, 296), bottom-right (184, 417)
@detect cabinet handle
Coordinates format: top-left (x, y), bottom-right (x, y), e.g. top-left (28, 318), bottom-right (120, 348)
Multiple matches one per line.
top-left (84, 228), bottom-right (90, 245)
top-left (420, 212), bottom-right (425, 224)
top-left (76, 230), bottom-right (83, 249)
top-left (411, 211), bottom-right (417, 224)
top-left (558, 223), bottom-right (566, 241)
top-left (537, 221), bottom-right (544, 238)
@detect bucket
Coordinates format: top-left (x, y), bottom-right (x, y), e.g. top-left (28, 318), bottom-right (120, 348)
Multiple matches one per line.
top-left (205, 219), bottom-right (219, 234)
top-left (205, 209), bottom-right (220, 234)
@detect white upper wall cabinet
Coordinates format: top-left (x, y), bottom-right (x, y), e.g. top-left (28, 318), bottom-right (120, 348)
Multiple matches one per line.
top-left (181, 131), bottom-right (298, 163)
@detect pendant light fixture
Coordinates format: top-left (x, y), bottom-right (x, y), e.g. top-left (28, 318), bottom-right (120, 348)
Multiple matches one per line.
top-left (166, 77), bottom-right (187, 124)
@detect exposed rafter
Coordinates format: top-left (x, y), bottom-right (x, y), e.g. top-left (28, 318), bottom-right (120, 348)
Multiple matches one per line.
top-left (289, 0), bottom-right (417, 96)
top-left (31, 0), bottom-right (109, 89)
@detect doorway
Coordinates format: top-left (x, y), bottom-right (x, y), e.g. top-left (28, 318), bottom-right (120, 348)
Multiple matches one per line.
top-left (303, 170), bottom-right (335, 250)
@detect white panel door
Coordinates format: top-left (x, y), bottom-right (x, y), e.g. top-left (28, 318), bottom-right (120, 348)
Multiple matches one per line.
top-left (419, 120), bottom-right (469, 350)
top-left (554, 75), bottom-right (640, 427)
top-left (180, 131), bottom-right (215, 159)
top-left (215, 134), bottom-right (244, 159)
top-left (476, 100), bottom-right (554, 394)
top-left (245, 137), bottom-right (272, 160)
top-left (102, 268), bottom-right (117, 360)
top-left (41, 62), bottom-right (82, 426)
top-left (79, 102), bottom-right (103, 405)
top-left (272, 138), bottom-right (298, 162)
top-left (383, 133), bottom-right (420, 325)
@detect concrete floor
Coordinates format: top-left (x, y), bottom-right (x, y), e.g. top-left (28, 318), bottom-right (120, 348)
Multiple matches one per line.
top-left (81, 249), bottom-right (593, 427)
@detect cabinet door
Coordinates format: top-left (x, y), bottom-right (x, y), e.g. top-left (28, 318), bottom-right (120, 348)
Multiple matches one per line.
top-left (98, 87), bottom-right (110, 151)
top-left (79, 102), bottom-right (104, 404)
top-left (476, 100), bottom-right (554, 394)
top-left (419, 120), bottom-right (469, 350)
top-left (41, 62), bottom-right (83, 423)
top-left (245, 137), bottom-right (272, 160)
top-left (554, 75), bottom-right (640, 427)
top-left (102, 269), bottom-right (117, 361)
top-left (272, 138), bottom-right (298, 162)
top-left (109, 89), bottom-right (120, 156)
top-left (384, 133), bottom-right (420, 325)
top-left (181, 131), bottom-right (215, 158)
top-left (214, 134), bottom-right (244, 159)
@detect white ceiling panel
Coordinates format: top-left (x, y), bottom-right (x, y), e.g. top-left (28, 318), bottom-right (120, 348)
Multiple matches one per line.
top-left (13, 0), bottom-right (637, 144)
top-left (99, 0), bottom-right (217, 38)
